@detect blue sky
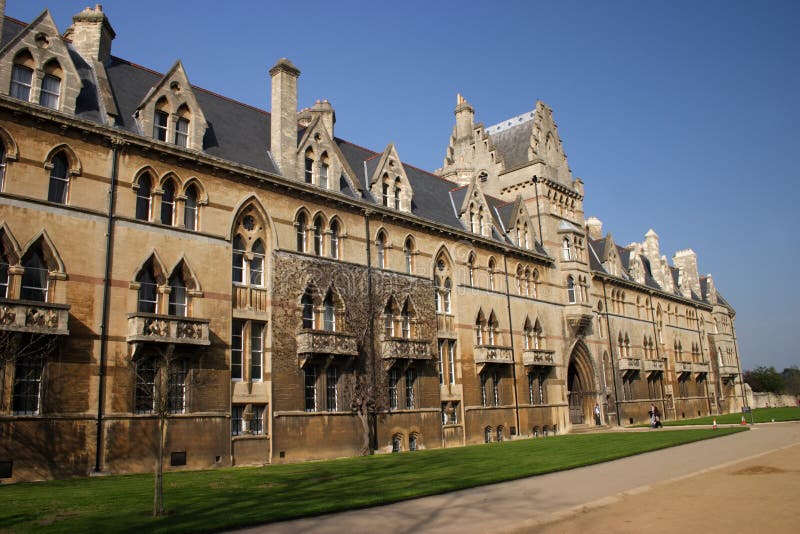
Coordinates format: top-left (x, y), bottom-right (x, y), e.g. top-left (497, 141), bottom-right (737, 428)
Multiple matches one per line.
top-left (8, 1), bottom-right (799, 371)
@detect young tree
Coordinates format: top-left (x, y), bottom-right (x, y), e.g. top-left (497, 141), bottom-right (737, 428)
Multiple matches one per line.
top-left (743, 366), bottom-right (785, 394)
top-left (782, 366), bottom-right (800, 396)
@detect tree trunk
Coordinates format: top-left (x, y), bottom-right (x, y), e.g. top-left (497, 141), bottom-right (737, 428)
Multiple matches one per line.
top-left (357, 408), bottom-right (370, 455)
top-left (153, 413), bottom-right (166, 516)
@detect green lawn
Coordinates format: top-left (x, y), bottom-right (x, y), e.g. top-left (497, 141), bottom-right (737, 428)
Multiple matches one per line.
top-left (658, 406), bottom-right (800, 426)
top-left (0, 428), bottom-right (744, 533)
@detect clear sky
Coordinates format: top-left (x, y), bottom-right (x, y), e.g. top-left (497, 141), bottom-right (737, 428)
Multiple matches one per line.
top-left (8, 1), bottom-right (799, 371)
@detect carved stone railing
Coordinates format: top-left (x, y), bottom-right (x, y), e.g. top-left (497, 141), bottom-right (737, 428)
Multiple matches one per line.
top-left (676, 361), bottom-right (694, 374)
top-left (522, 349), bottom-right (556, 367)
top-left (0, 299), bottom-right (70, 336)
top-left (381, 337), bottom-right (432, 360)
top-left (642, 359), bottom-right (665, 372)
top-left (127, 313), bottom-right (210, 346)
top-left (618, 357), bottom-right (642, 371)
top-left (296, 330), bottom-right (358, 357)
top-left (474, 345), bottom-right (514, 366)
top-left (716, 363), bottom-right (738, 377)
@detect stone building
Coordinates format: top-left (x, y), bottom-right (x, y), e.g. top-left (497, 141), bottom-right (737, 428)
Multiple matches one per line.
top-left (0, 4), bottom-right (744, 482)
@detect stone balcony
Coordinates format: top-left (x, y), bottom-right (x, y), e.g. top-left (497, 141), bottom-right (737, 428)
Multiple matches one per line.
top-left (127, 313), bottom-right (210, 346)
top-left (716, 363), bottom-right (738, 377)
top-left (0, 298), bottom-right (70, 336)
top-left (296, 329), bottom-right (359, 365)
top-left (676, 361), bottom-right (694, 374)
top-left (522, 349), bottom-right (556, 367)
top-left (618, 357), bottom-right (642, 371)
top-left (642, 358), bottom-right (665, 372)
top-left (474, 345), bottom-right (514, 372)
top-left (381, 337), bottom-right (432, 361)
top-left (565, 303), bottom-right (593, 335)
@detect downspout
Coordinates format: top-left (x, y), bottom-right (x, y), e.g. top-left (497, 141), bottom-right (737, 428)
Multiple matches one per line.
top-left (95, 137), bottom-right (122, 472)
top-left (532, 176), bottom-right (544, 245)
top-left (501, 253), bottom-right (521, 436)
top-left (362, 209), bottom-right (377, 452)
top-left (648, 292), bottom-right (667, 419)
top-left (600, 279), bottom-right (621, 426)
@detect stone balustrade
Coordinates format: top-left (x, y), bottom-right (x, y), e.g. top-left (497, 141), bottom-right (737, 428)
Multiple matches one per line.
top-left (716, 363), bottom-right (738, 377)
top-left (381, 337), bottom-right (432, 360)
top-left (474, 345), bottom-right (514, 365)
top-left (126, 313), bottom-right (210, 346)
top-left (642, 358), bottom-right (665, 372)
top-left (522, 349), bottom-right (556, 367)
top-left (296, 330), bottom-right (358, 357)
top-left (0, 298), bottom-right (70, 336)
top-left (618, 357), bottom-right (642, 371)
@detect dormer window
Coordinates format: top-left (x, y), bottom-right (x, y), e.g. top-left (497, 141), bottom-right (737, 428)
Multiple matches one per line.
top-left (154, 110), bottom-right (169, 142)
top-left (320, 154), bottom-right (329, 189)
top-left (10, 53), bottom-right (33, 101)
top-left (174, 117), bottom-right (189, 147)
top-left (304, 148), bottom-right (314, 184)
top-left (394, 177), bottom-right (402, 210)
top-left (39, 74), bottom-right (61, 110)
top-left (382, 181), bottom-right (390, 207)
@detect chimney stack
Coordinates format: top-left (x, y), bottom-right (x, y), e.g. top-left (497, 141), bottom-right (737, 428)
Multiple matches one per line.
top-left (672, 249), bottom-right (701, 299)
top-left (65, 4), bottom-right (115, 63)
top-left (0, 0), bottom-right (6, 44)
top-left (585, 216), bottom-right (603, 240)
top-left (269, 58), bottom-right (300, 179)
top-left (454, 94), bottom-right (475, 140)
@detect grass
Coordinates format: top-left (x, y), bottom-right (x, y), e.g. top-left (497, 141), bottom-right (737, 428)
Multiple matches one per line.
top-left (0, 428), bottom-right (744, 533)
top-left (655, 406), bottom-right (800, 427)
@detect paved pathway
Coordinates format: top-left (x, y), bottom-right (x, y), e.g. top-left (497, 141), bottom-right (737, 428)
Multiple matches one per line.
top-left (239, 423), bottom-right (800, 534)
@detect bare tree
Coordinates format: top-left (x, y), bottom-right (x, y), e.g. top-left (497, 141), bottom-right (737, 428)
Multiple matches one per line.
top-left (0, 331), bottom-right (59, 411)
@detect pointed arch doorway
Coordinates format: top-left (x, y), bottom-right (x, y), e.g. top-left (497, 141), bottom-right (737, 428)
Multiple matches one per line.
top-left (567, 341), bottom-right (597, 425)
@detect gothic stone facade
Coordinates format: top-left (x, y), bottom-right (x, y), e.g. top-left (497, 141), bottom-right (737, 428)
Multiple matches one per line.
top-left (0, 5), bottom-right (744, 482)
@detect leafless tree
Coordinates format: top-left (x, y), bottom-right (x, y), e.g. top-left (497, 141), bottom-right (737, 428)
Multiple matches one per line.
top-left (0, 331), bottom-right (58, 410)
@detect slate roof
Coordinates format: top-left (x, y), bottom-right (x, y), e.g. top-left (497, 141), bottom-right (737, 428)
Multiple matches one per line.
top-left (0, 16), bottom-right (25, 49)
top-left (487, 117), bottom-right (533, 170)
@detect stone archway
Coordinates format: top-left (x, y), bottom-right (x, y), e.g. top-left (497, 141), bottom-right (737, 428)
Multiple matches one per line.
top-left (567, 341), bottom-right (597, 425)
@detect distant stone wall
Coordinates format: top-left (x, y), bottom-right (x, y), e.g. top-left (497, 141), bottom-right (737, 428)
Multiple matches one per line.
top-left (744, 384), bottom-right (799, 408)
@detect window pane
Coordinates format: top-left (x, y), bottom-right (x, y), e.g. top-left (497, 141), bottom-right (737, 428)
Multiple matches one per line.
top-left (326, 367), bottom-right (337, 412)
top-left (154, 111), bottom-right (168, 141)
top-left (10, 65), bottom-right (33, 101)
top-left (320, 163), bottom-right (328, 188)
top-left (251, 405), bottom-right (264, 435)
top-left (250, 323), bottom-right (263, 381)
top-left (174, 117), bottom-right (189, 147)
top-left (135, 359), bottom-right (156, 414)
top-left (137, 267), bottom-right (157, 313)
top-left (39, 74), bottom-right (61, 109)
top-left (301, 291), bottom-right (314, 329)
top-left (161, 182), bottom-right (175, 225)
top-left (136, 176), bottom-right (152, 221)
top-left (168, 360), bottom-right (186, 414)
top-left (405, 368), bottom-right (415, 409)
top-left (184, 187), bottom-right (197, 230)
top-left (329, 222), bottom-right (339, 259)
top-left (231, 405), bottom-right (243, 436)
top-left (21, 250), bottom-right (49, 302)
top-left (304, 366), bottom-right (317, 412)
top-left (12, 354), bottom-right (44, 415)
top-left (48, 154), bottom-right (69, 204)
top-left (231, 321), bottom-right (243, 380)
top-left (232, 236), bottom-right (245, 284)
top-left (168, 273), bottom-right (187, 317)
top-left (389, 369), bottom-right (398, 410)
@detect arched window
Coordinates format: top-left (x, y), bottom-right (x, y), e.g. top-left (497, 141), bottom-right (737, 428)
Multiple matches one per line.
top-left (301, 288), bottom-right (314, 329)
top-left (394, 177), bottom-right (402, 210)
top-left (401, 299), bottom-right (411, 338)
top-left (523, 318), bottom-right (533, 350)
top-left (313, 215), bottom-right (324, 256)
top-left (160, 180), bottom-right (176, 225)
top-left (383, 298), bottom-right (395, 337)
top-left (404, 237), bottom-right (414, 274)
top-left (319, 154), bottom-right (329, 188)
top-left (0, 249), bottom-right (9, 298)
top-left (0, 142), bottom-right (6, 191)
top-left (443, 277), bottom-right (452, 313)
top-left (21, 248), bottom-right (49, 302)
top-left (323, 291), bottom-right (335, 331)
top-left (329, 219), bottom-right (340, 259)
top-left (304, 148), bottom-right (314, 184)
top-left (40, 61), bottom-right (62, 110)
top-left (392, 434), bottom-right (402, 453)
top-left (467, 253), bottom-right (475, 286)
top-left (478, 206), bottom-right (485, 235)
top-left (475, 311), bottom-right (486, 345)
top-left (382, 176), bottom-right (390, 207)
top-left (154, 98), bottom-right (169, 142)
top-left (137, 263), bottom-right (158, 313)
top-left (232, 235), bottom-right (245, 284)
top-left (174, 105), bottom-right (190, 147)
top-left (376, 231), bottom-right (386, 269)
top-left (48, 152), bottom-right (69, 204)
top-left (296, 212), bottom-right (307, 252)
top-left (250, 239), bottom-right (265, 286)
top-left (409, 433), bottom-right (418, 451)
top-left (136, 173), bottom-right (152, 221)
top-left (10, 52), bottom-right (34, 101)
top-left (562, 238), bottom-right (571, 261)
top-left (168, 270), bottom-right (187, 317)
top-left (533, 319), bottom-right (544, 349)
top-left (566, 276), bottom-right (576, 303)
top-left (488, 312), bottom-right (499, 345)
top-left (488, 258), bottom-right (496, 291)
top-left (531, 269), bottom-right (539, 298)
top-left (184, 185), bottom-right (198, 230)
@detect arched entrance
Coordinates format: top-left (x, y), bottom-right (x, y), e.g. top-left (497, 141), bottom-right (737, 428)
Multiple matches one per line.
top-left (567, 341), bottom-right (597, 425)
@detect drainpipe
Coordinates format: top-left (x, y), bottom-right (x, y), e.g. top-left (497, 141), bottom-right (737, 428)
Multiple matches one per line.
top-left (600, 279), bottom-right (621, 426)
top-left (532, 176), bottom-right (544, 246)
top-left (501, 253), bottom-right (521, 436)
top-left (95, 137), bottom-right (122, 472)
top-left (730, 317), bottom-right (748, 418)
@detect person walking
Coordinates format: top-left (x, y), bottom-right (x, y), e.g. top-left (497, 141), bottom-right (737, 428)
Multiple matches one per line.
top-left (653, 405), bottom-right (662, 428)
top-left (594, 403), bottom-right (602, 426)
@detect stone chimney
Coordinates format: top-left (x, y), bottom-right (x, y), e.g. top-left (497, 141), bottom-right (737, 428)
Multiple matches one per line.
top-left (0, 0), bottom-right (6, 44)
top-left (454, 93), bottom-right (475, 140)
top-left (585, 216), bottom-right (603, 240)
top-left (64, 4), bottom-right (116, 63)
top-left (673, 249), bottom-right (701, 299)
top-left (269, 58), bottom-right (300, 180)
top-left (310, 99), bottom-right (335, 137)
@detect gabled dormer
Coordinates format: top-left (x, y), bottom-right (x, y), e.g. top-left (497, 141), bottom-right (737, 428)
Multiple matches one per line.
top-left (134, 61), bottom-right (207, 151)
top-left (296, 106), bottom-right (361, 194)
top-left (456, 176), bottom-right (495, 237)
top-left (599, 234), bottom-right (625, 277)
top-left (0, 10), bottom-right (81, 114)
top-left (502, 196), bottom-right (537, 250)
top-left (368, 143), bottom-right (412, 212)
top-left (528, 101), bottom-right (573, 187)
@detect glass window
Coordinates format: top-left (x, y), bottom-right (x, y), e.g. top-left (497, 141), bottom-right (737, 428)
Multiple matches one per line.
top-left (443, 278), bottom-right (451, 313)
top-left (382, 182), bottom-right (389, 206)
top-left (168, 359), bottom-right (187, 414)
top-left (389, 368), bottom-right (398, 410)
top-left (251, 323), bottom-right (263, 382)
top-left (326, 367), bottom-right (338, 412)
top-left (409, 434), bottom-right (417, 451)
top-left (168, 271), bottom-right (187, 317)
top-left (562, 238), bottom-right (571, 261)
top-left (232, 235), bottom-right (245, 284)
top-left (154, 110), bottom-right (169, 141)
top-left (320, 161), bottom-right (329, 188)
top-left (394, 178), bottom-right (401, 210)
top-left (376, 233), bottom-right (385, 269)
top-left (567, 276), bottom-right (576, 304)
top-left (135, 358), bottom-right (157, 414)
top-left (392, 435), bottom-right (401, 453)
top-left (39, 74), bottom-right (61, 109)
top-left (250, 239), bottom-right (265, 286)
top-left (137, 266), bottom-right (157, 313)
top-left (12, 354), bottom-right (44, 415)
top-left (231, 320), bottom-right (243, 381)
top-left (437, 340), bottom-right (444, 385)
top-left (492, 371), bottom-right (500, 406)
top-left (304, 157), bottom-right (313, 184)
top-left (174, 117), bottom-right (189, 147)
top-left (313, 216), bottom-right (323, 256)
top-left (184, 185), bottom-right (197, 230)
top-left (480, 372), bottom-right (487, 407)
top-left (404, 239), bottom-right (413, 274)
top-left (136, 174), bottom-right (152, 221)
top-left (0, 253), bottom-right (9, 298)
top-left (405, 368), bottom-right (415, 409)
top-left (47, 153), bottom-right (69, 204)
top-left (329, 220), bottom-right (340, 259)
top-left (304, 365), bottom-right (317, 412)
top-left (251, 405), bottom-right (265, 435)
top-left (296, 213), bottom-right (307, 252)
top-left (160, 181), bottom-right (175, 225)
top-left (10, 64), bottom-right (33, 101)
top-left (323, 291), bottom-right (335, 331)
top-left (0, 143), bottom-right (6, 191)
top-left (301, 289), bottom-right (314, 329)
top-left (231, 405), bottom-right (243, 436)
top-left (21, 249), bottom-right (49, 302)
top-left (448, 342), bottom-right (456, 385)
top-left (401, 300), bottom-right (411, 339)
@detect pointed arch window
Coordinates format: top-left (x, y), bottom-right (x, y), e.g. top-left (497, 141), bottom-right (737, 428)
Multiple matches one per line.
top-left (136, 174), bottom-right (152, 221)
top-left (40, 74), bottom-right (61, 110)
top-left (523, 318), bottom-right (533, 350)
top-left (301, 288), bottom-right (315, 329)
top-left (250, 239), bottom-right (265, 286)
top-left (401, 299), bottom-right (411, 339)
top-left (394, 177), bottom-right (402, 210)
top-left (137, 264), bottom-right (158, 313)
top-left (184, 185), bottom-right (198, 230)
top-left (404, 237), bottom-right (414, 274)
top-left (376, 231), bottom-right (386, 269)
top-left (21, 248), bottom-right (49, 302)
top-left (304, 150), bottom-right (314, 184)
top-left (47, 152), bottom-right (69, 204)
top-left (467, 253), bottom-right (476, 286)
top-left (566, 275), bottom-right (576, 304)
top-left (329, 220), bottom-right (340, 259)
top-left (296, 212), bottom-right (307, 252)
top-left (475, 311), bottom-right (486, 345)
top-left (319, 155), bottom-right (329, 189)
top-left (10, 63), bottom-right (33, 101)
top-left (160, 180), bottom-right (176, 225)
top-left (443, 277), bottom-right (452, 313)
top-left (562, 238), bottom-right (572, 261)
top-left (323, 291), bottom-right (336, 331)
top-left (382, 176), bottom-right (390, 207)
top-left (488, 312), bottom-right (499, 345)
top-left (0, 142), bottom-right (6, 191)
top-left (168, 270), bottom-right (187, 317)
top-left (383, 299), bottom-right (395, 337)
top-left (174, 105), bottom-right (190, 148)
top-left (313, 215), bottom-right (324, 256)
top-left (488, 258), bottom-right (496, 291)
top-left (232, 235), bottom-right (245, 284)
top-left (533, 319), bottom-right (544, 350)
top-left (154, 108), bottom-right (169, 142)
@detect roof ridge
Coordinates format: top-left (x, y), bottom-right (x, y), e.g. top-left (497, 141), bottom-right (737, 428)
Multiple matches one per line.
top-left (3, 15), bottom-right (29, 28)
